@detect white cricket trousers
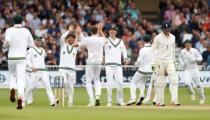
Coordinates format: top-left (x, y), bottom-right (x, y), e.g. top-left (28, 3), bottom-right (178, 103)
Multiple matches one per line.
top-left (154, 61), bottom-right (178, 105)
top-left (8, 60), bottom-right (26, 100)
top-left (130, 71), bottom-right (151, 101)
top-left (25, 71), bottom-right (56, 105)
top-left (106, 66), bottom-right (124, 103)
top-left (85, 64), bottom-right (102, 103)
top-left (25, 72), bottom-right (33, 104)
top-left (184, 69), bottom-right (205, 100)
top-left (59, 69), bottom-right (76, 105)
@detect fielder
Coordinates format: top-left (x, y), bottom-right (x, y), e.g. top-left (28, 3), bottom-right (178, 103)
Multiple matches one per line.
top-left (58, 25), bottom-right (84, 107)
top-left (24, 35), bottom-right (57, 106)
top-left (2, 15), bottom-right (34, 109)
top-left (73, 25), bottom-right (105, 106)
top-left (104, 25), bottom-right (128, 106)
top-left (127, 35), bottom-right (154, 106)
top-left (153, 21), bottom-right (179, 106)
top-left (179, 39), bottom-right (205, 104)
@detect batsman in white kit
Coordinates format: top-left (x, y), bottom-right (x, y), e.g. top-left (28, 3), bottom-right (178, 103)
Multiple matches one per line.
top-left (179, 40), bottom-right (205, 104)
top-left (58, 25), bottom-right (84, 107)
top-left (127, 35), bottom-right (155, 106)
top-left (73, 25), bottom-right (105, 106)
top-left (153, 21), bottom-right (180, 106)
top-left (2, 15), bottom-right (34, 109)
top-left (105, 25), bottom-right (128, 106)
top-left (24, 35), bottom-right (57, 106)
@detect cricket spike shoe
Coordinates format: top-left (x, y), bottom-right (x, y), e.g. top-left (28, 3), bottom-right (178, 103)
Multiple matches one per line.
top-left (171, 102), bottom-right (181, 106)
top-left (156, 104), bottom-right (165, 107)
top-left (16, 99), bottom-right (23, 110)
top-left (127, 99), bottom-right (136, 106)
top-left (95, 99), bottom-right (100, 106)
top-left (136, 97), bottom-right (144, 106)
top-left (10, 89), bottom-right (16, 103)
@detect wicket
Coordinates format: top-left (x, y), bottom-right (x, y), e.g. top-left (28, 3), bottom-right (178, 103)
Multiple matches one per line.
top-left (53, 76), bottom-right (65, 107)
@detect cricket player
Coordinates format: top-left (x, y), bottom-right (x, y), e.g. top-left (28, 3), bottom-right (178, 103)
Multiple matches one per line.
top-left (179, 40), bottom-right (205, 104)
top-left (2, 15), bottom-right (34, 109)
top-left (24, 35), bottom-right (57, 106)
top-left (105, 25), bottom-right (128, 106)
top-left (59, 25), bottom-right (83, 107)
top-left (127, 35), bottom-right (154, 106)
top-left (73, 25), bottom-right (105, 106)
top-left (153, 21), bottom-right (179, 106)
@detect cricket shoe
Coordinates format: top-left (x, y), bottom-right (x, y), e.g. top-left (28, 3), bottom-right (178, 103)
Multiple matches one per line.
top-left (152, 101), bottom-right (156, 106)
top-left (191, 94), bottom-right (196, 101)
top-left (95, 99), bottom-right (100, 106)
top-left (171, 102), bottom-right (181, 106)
top-left (87, 102), bottom-right (95, 107)
top-left (56, 99), bottom-right (59, 104)
top-left (156, 104), bottom-right (165, 107)
top-left (68, 103), bottom-right (73, 107)
top-left (10, 89), bottom-right (16, 103)
top-left (143, 99), bottom-right (151, 105)
top-left (136, 97), bottom-right (144, 106)
top-left (116, 102), bottom-right (126, 106)
top-left (107, 102), bottom-right (112, 107)
top-left (200, 99), bottom-right (205, 105)
top-left (16, 99), bottom-right (23, 110)
top-left (126, 99), bottom-right (136, 106)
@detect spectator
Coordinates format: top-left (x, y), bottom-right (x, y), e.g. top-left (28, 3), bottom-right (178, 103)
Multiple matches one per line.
top-left (202, 44), bottom-right (210, 66)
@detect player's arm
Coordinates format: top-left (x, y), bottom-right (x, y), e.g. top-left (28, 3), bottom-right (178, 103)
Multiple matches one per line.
top-left (179, 52), bottom-right (186, 69)
top-left (76, 26), bottom-right (85, 42)
top-left (97, 23), bottom-right (105, 37)
top-left (73, 27), bottom-right (87, 47)
top-left (172, 36), bottom-right (176, 63)
top-left (135, 49), bottom-right (144, 66)
top-left (121, 40), bottom-right (129, 64)
top-left (2, 29), bottom-right (10, 53)
top-left (194, 49), bottom-right (203, 62)
top-left (60, 31), bottom-right (69, 46)
top-left (152, 36), bottom-right (158, 50)
top-left (27, 30), bottom-right (35, 48)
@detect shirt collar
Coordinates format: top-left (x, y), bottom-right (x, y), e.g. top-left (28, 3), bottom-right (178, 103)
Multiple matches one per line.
top-left (13, 24), bottom-right (23, 28)
top-left (144, 43), bottom-right (151, 47)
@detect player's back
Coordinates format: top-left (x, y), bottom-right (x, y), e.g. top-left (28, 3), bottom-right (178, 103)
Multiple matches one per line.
top-left (82, 35), bottom-right (105, 64)
top-left (6, 26), bottom-right (33, 59)
top-left (138, 44), bottom-right (154, 72)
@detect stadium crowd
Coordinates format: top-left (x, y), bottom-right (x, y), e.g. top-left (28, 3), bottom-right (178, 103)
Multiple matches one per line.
top-left (0, 0), bottom-right (210, 70)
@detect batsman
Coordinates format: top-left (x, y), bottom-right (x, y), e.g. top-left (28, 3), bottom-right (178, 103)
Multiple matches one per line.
top-left (153, 21), bottom-right (180, 106)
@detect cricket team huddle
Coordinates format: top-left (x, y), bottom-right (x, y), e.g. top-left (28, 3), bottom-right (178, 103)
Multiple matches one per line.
top-left (2, 15), bottom-right (205, 110)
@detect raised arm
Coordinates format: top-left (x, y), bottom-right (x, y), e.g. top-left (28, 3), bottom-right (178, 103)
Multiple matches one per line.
top-left (60, 31), bottom-right (69, 46)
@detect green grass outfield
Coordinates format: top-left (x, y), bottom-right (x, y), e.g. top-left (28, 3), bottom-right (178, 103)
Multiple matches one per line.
top-left (0, 88), bottom-right (210, 120)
